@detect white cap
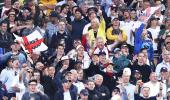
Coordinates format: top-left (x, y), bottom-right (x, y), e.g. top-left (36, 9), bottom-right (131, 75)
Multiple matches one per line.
top-left (123, 68), bottom-right (131, 76)
top-left (61, 56), bottom-right (69, 61)
top-left (76, 45), bottom-right (84, 50)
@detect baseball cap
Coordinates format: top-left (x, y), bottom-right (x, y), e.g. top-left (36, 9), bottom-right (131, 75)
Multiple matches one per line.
top-left (10, 41), bottom-right (19, 45)
top-left (80, 89), bottom-right (89, 96)
top-left (160, 67), bottom-right (168, 72)
top-left (113, 48), bottom-right (120, 53)
top-left (150, 16), bottom-right (160, 21)
top-left (50, 11), bottom-right (59, 17)
top-left (123, 68), bottom-right (131, 76)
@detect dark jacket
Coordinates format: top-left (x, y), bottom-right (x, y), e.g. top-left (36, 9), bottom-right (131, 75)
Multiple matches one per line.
top-left (54, 89), bottom-right (77, 100)
top-left (71, 18), bottom-right (88, 40)
top-left (50, 31), bottom-right (73, 53)
top-left (54, 71), bottom-right (78, 94)
top-left (131, 61), bottom-right (152, 83)
top-left (88, 89), bottom-right (102, 100)
top-left (41, 76), bottom-right (56, 100)
top-left (0, 32), bottom-right (13, 53)
top-left (21, 92), bottom-right (49, 100)
top-left (95, 85), bottom-right (110, 100)
top-left (84, 62), bottom-right (101, 78)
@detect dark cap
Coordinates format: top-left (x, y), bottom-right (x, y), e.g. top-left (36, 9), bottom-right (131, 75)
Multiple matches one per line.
top-left (160, 67), bottom-right (168, 72)
top-left (150, 17), bottom-right (160, 21)
top-left (22, 6), bottom-right (31, 12)
top-left (98, 52), bottom-right (106, 56)
top-left (134, 70), bottom-right (141, 74)
top-left (50, 11), bottom-right (59, 18)
top-left (10, 41), bottom-right (19, 45)
top-left (80, 89), bottom-right (89, 96)
top-left (113, 87), bottom-right (120, 93)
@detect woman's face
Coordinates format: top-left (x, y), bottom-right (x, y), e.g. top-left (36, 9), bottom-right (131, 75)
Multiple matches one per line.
top-left (91, 18), bottom-right (99, 29)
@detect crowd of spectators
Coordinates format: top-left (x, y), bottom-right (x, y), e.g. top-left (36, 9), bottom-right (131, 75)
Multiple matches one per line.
top-left (0, 0), bottom-right (170, 100)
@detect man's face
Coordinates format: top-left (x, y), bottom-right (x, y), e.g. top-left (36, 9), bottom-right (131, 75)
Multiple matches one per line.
top-left (57, 46), bottom-right (64, 55)
top-left (137, 53), bottom-right (145, 63)
top-left (151, 20), bottom-right (158, 26)
top-left (149, 73), bottom-right (158, 83)
top-left (9, 14), bottom-right (15, 21)
top-left (62, 81), bottom-right (70, 89)
top-left (48, 67), bottom-right (55, 77)
top-left (33, 72), bottom-right (40, 81)
top-left (122, 75), bottom-right (130, 84)
top-left (112, 19), bottom-right (120, 29)
top-left (29, 82), bottom-right (37, 92)
top-left (165, 37), bottom-right (170, 51)
top-left (12, 59), bottom-right (19, 69)
top-left (106, 65), bottom-right (113, 73)
top-left (162, 50), bottom-right (170, 62)
top-left (142, 87), bottom-right (150, 97)
top-left (99, 55), bottom-right (106, 63)
top-left (87, 81), bottom-right (95, 90)
top-left (95, 76), bottom-right (103, 86)
top-left (63, 59), bottom-right (69, 66)
top-left (63, 6), bottom-right (69, 14)
top-left (77, 70), bottom-right (84, 80)
top-left (124, 11), bottom-right (130, 19)
top-left (75, 11), bottom-right (82, 20)
top-left (58, 22), bottom-right (66, 32)
top-left (96, 38), bottom-right (104, 49)
top-left (1, 23), bottom-right (7, 33)
top-left (143, 1), bottom-right (150, 9)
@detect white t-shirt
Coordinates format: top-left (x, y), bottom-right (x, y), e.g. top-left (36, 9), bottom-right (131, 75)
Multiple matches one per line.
top-left (120, 21), bottom-right (135, 46)
top-left (64, 91), bottom-right (71, 100)
top-left (143, 81), bottom-right (166, 98)
top-left (147, 26), bottom-right (160, 51)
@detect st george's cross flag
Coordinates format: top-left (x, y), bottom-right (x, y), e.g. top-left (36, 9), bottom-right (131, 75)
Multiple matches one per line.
top-left (138, 5), bottom-right (161, 22)
top-left (13, 30), bottom-right (48, 54)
